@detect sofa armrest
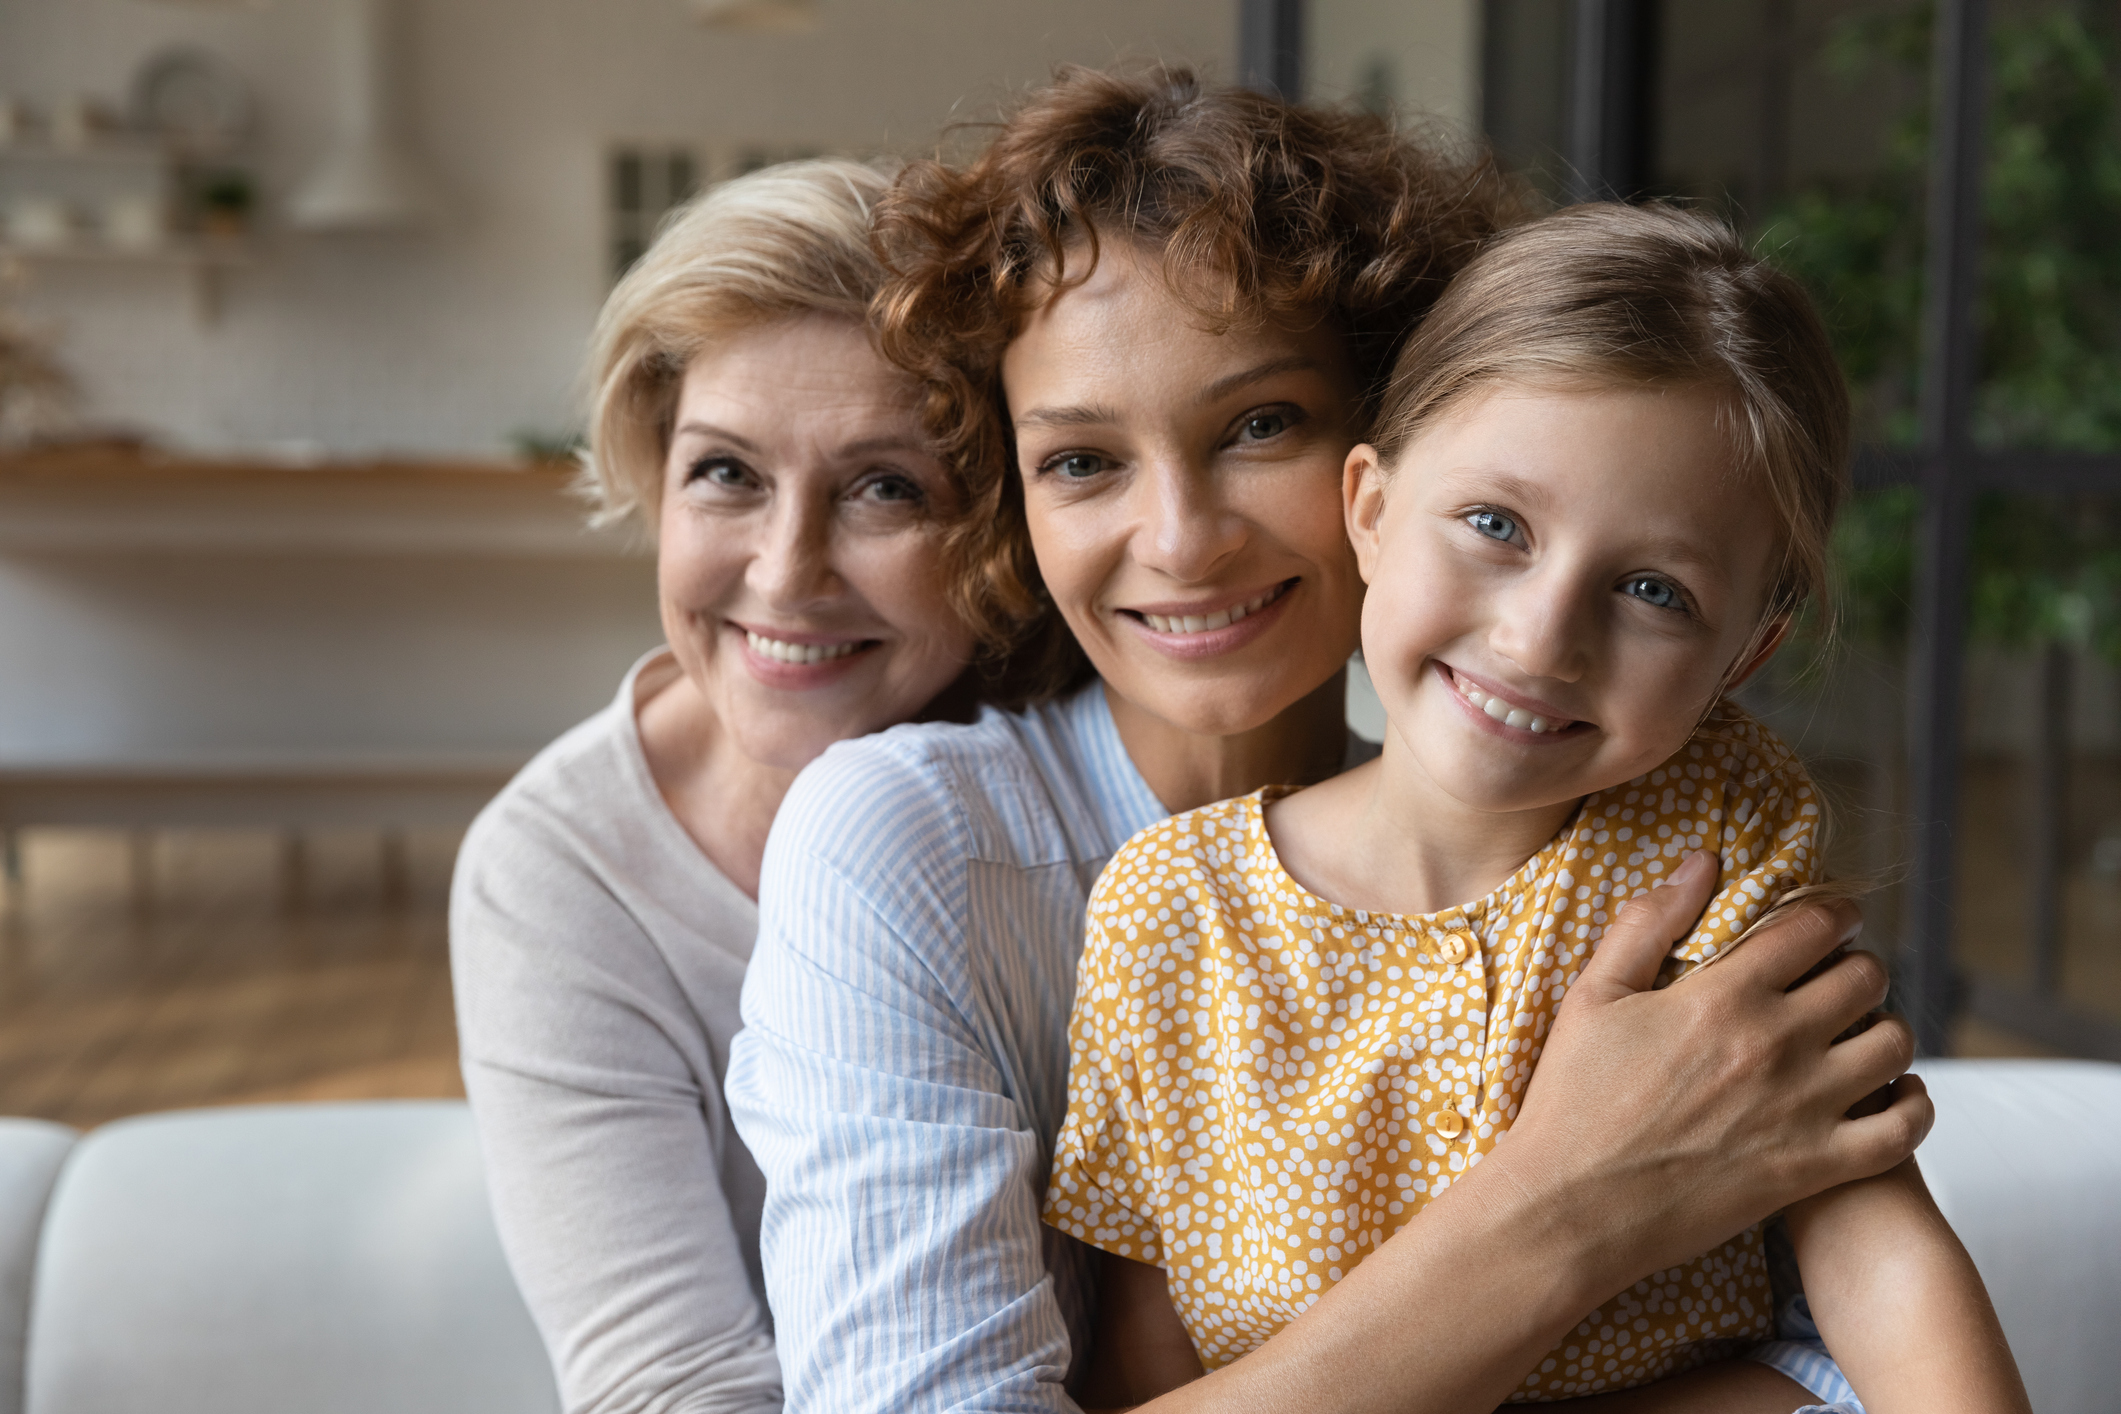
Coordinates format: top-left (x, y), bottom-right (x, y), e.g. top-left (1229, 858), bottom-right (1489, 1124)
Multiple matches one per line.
top-left (0, 1121), bottom-right (75, 1414)
top-left (24, 1101), bottom-right (557, 1414)
top-left (1911, 1058), bottom-right (2121, 1414)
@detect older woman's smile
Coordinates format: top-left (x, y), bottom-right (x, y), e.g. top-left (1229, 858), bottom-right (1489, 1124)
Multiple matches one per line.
top-left (735, 623), bottom-right (875, 665)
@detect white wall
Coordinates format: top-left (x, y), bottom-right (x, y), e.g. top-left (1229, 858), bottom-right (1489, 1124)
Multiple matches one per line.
top-left (0, 0), bottom-right (1238, 458)
top-left (1304, 0), bottom-right (1480, 137)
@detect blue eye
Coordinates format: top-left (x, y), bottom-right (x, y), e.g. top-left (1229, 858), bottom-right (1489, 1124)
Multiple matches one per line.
top-left (689, 457), bottom-right (754, 488)
top-left (1241, 412), bottom-right (1287, 440)
top-left (1624, 577), bottom-right (1681, 610)
top-left (1051, 453), bottom-right (1106, 479)
top-left (1467, 510), bottom-right (1519, 543)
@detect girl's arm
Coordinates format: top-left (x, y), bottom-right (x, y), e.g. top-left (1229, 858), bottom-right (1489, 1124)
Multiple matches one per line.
top-left (1080, 856), bottom-right (1931, 1414)
top-left (1785, 1160), bottom-right (2031, 1414)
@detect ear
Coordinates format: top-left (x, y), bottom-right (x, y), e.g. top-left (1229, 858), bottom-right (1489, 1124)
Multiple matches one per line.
top-left (1344, 444), bottom-right (1390, 585)
top-left (1725, 614), bottom-right (1792, 692)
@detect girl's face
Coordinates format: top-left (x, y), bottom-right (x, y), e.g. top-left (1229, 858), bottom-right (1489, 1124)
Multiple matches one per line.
top-left (657, 314), bottom-right (977, 772)
top-left (1347, 382), bottom-right (1787, 818)
top-left (1001, 241), bottom-right (1367, 739)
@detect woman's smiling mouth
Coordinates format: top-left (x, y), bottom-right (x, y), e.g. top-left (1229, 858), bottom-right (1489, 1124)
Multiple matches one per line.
top-left (739, 627), bottom-right (875, 666)
top-left (1126, 580), bottom-right (1294, 636)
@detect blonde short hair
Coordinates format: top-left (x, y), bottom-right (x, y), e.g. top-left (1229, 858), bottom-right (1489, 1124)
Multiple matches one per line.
top-left (581, 157), bottom-right (898, 528)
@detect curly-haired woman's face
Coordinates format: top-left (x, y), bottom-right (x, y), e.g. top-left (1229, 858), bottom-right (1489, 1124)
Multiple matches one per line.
top-left (1002, 241), bottom-right (1366, 742)
top-left (656, 314), bottom-right (976, 772)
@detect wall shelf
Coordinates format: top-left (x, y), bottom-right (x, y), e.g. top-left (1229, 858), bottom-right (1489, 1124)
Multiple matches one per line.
top-left (0, 448), bottom-right (642, 559)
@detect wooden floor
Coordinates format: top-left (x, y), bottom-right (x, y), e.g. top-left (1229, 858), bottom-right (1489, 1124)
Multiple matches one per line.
top-left (0, 827), bottom-right (464, 1129)
top-left (0, 766), bottom-right (2107, 1130)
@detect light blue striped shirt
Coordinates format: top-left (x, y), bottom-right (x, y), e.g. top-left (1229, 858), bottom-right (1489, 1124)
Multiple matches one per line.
top-left (726, 683), bottom-right (1164, 1414)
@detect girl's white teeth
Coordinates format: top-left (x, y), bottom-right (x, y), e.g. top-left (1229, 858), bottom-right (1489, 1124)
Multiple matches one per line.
top-left (1454, 675), bottom-right (1569, 734)
top-left (746, 630), bottom-right (861, 665)
top-left (1142, 585), bottom-right (1284, 635)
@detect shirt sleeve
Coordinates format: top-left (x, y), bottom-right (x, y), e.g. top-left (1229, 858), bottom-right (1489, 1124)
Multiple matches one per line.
top-left (451, 797), bottom-right (781, 1414)
top-left (1043, 849), bottom-right (1167, 1268)
top-left (1656, 714), bottom-right (1826, 988)
top-left (725, 745), bottom-right (1083, 1414)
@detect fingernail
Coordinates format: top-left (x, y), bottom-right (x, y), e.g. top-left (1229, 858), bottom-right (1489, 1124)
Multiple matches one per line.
top-left (1675, 851), bottom-right (1714, 884)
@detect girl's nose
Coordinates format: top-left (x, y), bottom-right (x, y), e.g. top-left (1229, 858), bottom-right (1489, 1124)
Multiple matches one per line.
top-left (1133, 456), bottom-right (1246, 583)
top-left (1490, 571), bottom-right (1594, 684)
top-left (750, 493), bottom-right (840, 610)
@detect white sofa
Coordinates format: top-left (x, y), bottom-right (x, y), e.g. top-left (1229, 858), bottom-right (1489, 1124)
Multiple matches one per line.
top-left (0, 1062), bottom-right (2116, 1414)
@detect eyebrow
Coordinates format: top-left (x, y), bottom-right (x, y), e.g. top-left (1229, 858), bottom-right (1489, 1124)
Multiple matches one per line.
top-left (669, 423), bottom-right (931, 461)
top-left (1197, 355), bottom-right (1325, 406)
top-left (1012, 355), bottom-right (1326, 433)
top-left (1013, 402), bottom-right (1125, 432)
top-left (1627, 534), bottom-right (1727, 578)
top-left (669, 420), bottom-right (761, 453)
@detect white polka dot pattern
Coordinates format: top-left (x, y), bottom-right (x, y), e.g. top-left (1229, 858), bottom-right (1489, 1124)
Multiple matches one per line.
top-left (1044, 705), bottom-right (1819, 1401)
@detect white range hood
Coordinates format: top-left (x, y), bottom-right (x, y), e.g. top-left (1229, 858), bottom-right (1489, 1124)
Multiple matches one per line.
top-left (289, 0), bottom-right (443, 232)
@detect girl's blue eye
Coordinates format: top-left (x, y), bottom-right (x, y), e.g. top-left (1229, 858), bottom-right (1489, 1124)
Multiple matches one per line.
top-left (1241, 412), bottom-right (1287, 440)
top-left (1624, 577), bottom-right (1680, 610)
top-left (1467, 510), bottom-right (1518, 542)
top-left (1053, 453), bottom-right (1105, 479)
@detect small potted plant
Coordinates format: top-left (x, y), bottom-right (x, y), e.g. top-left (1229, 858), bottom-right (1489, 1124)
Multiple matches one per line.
top-left (196, 169), bottom-right (254, 241)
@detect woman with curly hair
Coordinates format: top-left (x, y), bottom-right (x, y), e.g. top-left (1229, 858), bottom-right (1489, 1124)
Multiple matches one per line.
top-left (725, 67), bottom-right (1927, 1414)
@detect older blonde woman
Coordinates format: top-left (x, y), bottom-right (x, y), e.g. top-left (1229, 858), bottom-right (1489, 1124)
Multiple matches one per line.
top-left (450, 160), bottom-right (983, 1414)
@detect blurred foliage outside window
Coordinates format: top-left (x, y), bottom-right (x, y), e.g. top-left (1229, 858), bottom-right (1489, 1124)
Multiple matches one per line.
top-left (1758, 2), bottom-right (2121, 661)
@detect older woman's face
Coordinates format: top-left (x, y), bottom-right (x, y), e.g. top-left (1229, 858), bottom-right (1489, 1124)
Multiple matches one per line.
top-left (658, 315), bottom-right (975, 772)
top-left (1001, 241), bottom-right (1366, 739)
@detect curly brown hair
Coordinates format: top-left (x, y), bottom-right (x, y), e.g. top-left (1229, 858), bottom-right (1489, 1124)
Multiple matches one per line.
top-left (874, 64), bottom-right (1525, 705)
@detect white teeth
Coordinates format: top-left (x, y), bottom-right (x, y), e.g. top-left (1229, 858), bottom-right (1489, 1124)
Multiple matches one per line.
top-left (745, 630), bottom-right (862, 665)
top-left (1140, 585), bottom-right (1284, 636)
top-left (1455, 674), bottom-right (1567, 735)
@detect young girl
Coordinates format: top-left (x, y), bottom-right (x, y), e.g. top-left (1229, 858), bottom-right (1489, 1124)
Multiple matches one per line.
top-left (1043, 205), bottom-right (2028, 1414)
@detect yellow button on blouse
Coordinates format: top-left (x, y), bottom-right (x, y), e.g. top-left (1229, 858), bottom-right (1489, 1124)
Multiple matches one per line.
top-left (1429, 1110), bottom-right (1467, 1138)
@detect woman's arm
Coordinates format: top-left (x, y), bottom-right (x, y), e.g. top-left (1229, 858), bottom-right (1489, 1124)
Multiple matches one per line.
top-left (452, 803), bottom-right (781, 1414)
top-left (1086, 861), bottom-right (1929, 1414)
top-left (1784, 1161), bottom-right (2030, 1414)
top-left (725, 744), bottom-right (1096, 1414)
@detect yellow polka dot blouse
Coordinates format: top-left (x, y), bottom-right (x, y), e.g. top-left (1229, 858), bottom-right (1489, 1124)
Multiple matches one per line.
top-left (1044, 705), bottom-right (1820, 1402)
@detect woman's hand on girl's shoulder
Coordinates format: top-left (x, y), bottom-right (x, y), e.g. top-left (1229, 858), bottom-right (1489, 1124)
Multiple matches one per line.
top-left (1490, 850), bottom-right (1931, 1292)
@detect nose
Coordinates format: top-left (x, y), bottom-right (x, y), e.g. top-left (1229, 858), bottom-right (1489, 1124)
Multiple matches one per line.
top-left (748, 488), bottom-right (841, 611)
top-left (1489, 564), bottom-right (1596, 684)
top-left (1131, 454), bottom-right (1246, 584)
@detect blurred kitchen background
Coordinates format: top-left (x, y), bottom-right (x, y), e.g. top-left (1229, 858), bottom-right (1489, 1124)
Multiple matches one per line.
top-left (0, 0), bottom-right (2113, 1127)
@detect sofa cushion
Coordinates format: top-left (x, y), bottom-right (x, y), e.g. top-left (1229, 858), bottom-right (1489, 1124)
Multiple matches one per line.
top-left (0, 1122), bottom-right (75, 1414)
top-left (24, 1101), bottom-right (557, 1414)
top-left (1913, 1058), bottom-right (2121, 1414)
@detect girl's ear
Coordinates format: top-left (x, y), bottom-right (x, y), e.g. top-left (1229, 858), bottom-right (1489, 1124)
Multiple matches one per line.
top-left (1725, 614), bottom-right (1792, 692)
top-left (1345, 444), bottom-right (1389, 585)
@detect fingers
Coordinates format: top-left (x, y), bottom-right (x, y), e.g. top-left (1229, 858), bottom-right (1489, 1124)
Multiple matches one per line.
top-left (1825, 1073), bottom-right (1934, 1183)
top-left (1785, 947), bottom-right (1894, 1042)
top-left (1574, 851), bottom-right (1717, 1002)
top-left (1721, 896), bottom-right (1865, 992)
top-left (1820, 1005), bottom-right (1916, 1106)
